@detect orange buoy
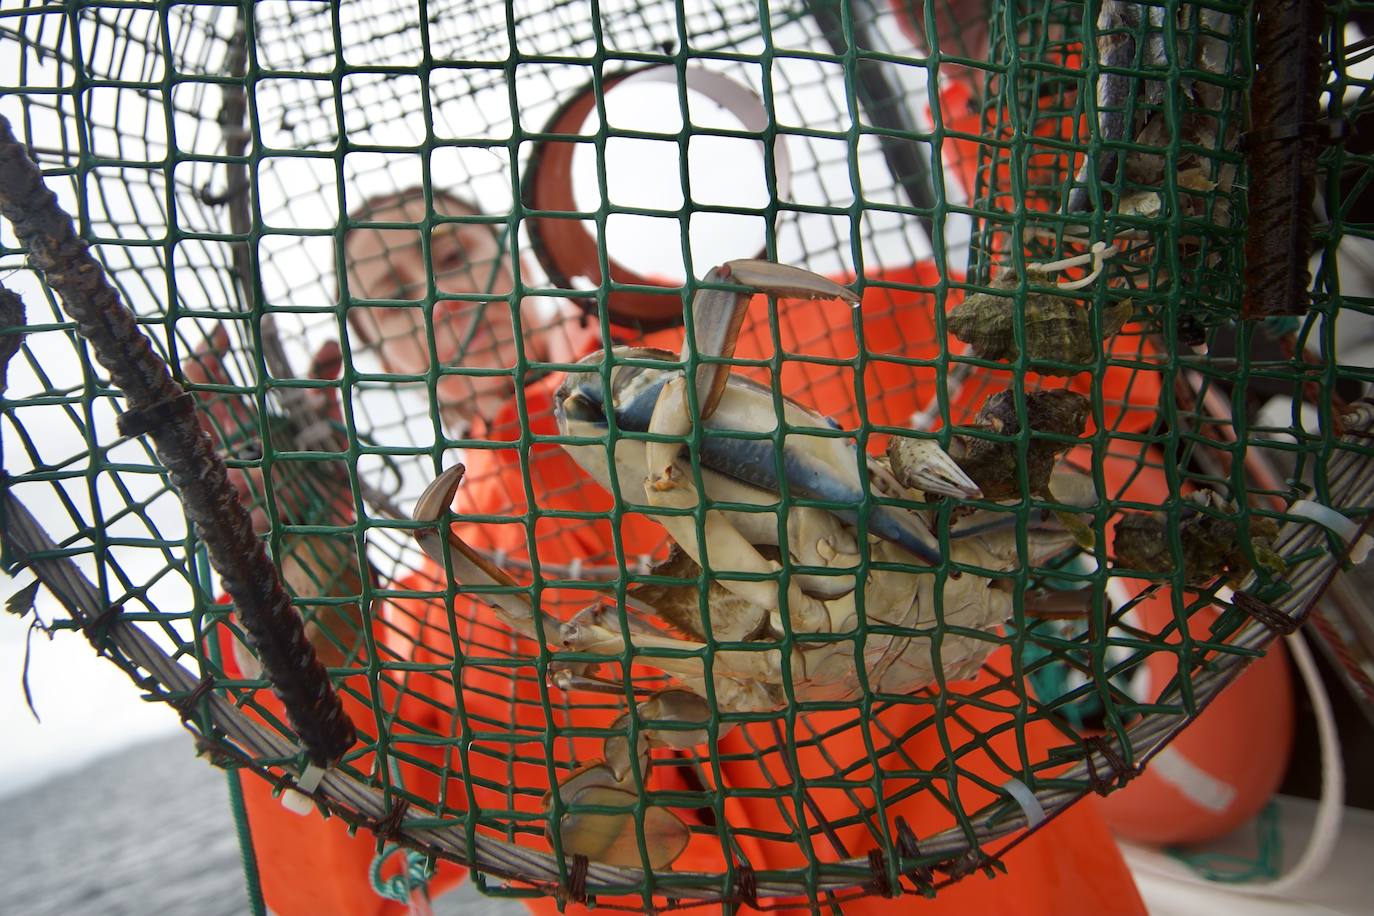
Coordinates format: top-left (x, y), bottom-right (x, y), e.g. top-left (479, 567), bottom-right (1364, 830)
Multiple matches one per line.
top-left (1099, 604), bottom-right (1296, 846)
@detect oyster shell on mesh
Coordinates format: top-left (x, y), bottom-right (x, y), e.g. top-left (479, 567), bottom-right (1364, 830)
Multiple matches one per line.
top-left (950, 389), bottom-right (1091, 502)
top-left (1113, 492), bottom-right (1284, 585)
top-left (948, 270), bottom-right (1132, 374)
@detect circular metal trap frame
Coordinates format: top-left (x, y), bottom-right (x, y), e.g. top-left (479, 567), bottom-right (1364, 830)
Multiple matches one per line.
top-left (2, 0), bottom-right (1372, 909)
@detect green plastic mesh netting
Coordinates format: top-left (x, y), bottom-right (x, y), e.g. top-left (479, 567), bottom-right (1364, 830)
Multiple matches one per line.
top-left (2, 0), bottom-right (1373, 910)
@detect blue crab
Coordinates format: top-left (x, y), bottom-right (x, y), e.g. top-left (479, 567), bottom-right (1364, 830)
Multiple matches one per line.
top-left (413, 261), bottom-right (1083, 867)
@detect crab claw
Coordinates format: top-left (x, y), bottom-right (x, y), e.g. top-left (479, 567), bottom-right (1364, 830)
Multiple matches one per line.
top-left (688, 259), bottom-right (859, 421)
top-left (546, 689), bottom-right (719, 870)
top-left (547, 763), bottom-right (691, 870)
top-left (603, 689), bottom-right (715, 781)
top-left (886, 436), bottom-right (983, 499)
top-left (556, 352), bottom-right (948, 568)
top-left (412, 464), bottom-right (538, 634)
top-left (720, 259), bottom-right (860, 305)
top-left (648, 260), bottom-right (859, 492)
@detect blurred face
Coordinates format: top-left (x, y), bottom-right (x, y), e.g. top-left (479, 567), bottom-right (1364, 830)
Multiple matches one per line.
top-left (346, 194), bottom-right (522, 429)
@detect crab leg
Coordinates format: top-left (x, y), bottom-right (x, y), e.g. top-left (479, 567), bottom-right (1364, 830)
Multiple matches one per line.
top-left (412, 465), bottom-right (798, 689)
top-left (547, 687), bottom-right (728, 870)
top-left (560, 609), bottom-right (786, 685)
top-left (412, 464), bottom-right (542, 637)
top-left (602, 688), bottom-right (715, 781)
top-left (547, 762), bottom-right (691, 870)
top-left (556, 601), bottom-right (796, 713)
top-left (644, 474), bottom-right (837, 633)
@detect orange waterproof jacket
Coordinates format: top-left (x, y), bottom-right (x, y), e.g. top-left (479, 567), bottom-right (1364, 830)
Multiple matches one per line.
top-left (221, 262), bottom-right (1154, 915)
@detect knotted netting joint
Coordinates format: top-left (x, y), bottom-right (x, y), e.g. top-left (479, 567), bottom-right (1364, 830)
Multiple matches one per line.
top-left (373, 799), bottom-right (411, 842)
top-left (1083, 736), bottom-right (1136, 798)
top-left (170, 675), bottom-right (218, 722)
top-left (865, 849), bottom-right (897, 898)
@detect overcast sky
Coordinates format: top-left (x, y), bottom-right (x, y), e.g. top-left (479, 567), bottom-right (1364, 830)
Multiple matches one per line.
top-left (0, 580), bottom-right (180, 798)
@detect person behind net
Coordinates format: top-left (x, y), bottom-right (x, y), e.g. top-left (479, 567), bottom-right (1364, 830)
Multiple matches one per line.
top-left (186, 186), bottom-right (1146, 916)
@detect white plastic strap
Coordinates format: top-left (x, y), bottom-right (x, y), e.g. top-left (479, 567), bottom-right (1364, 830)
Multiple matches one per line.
top-left (281, 763), bottom-right (326, 815)
top-left (1289, 500), bottom-right (1373, 563)
top-left (1028, 240), bottom-right (1117, 290)
top-left (1149, 746), bottom-right (1237, 813)
top-left (1000, 776), bottom-right (1047, 828)
top-left (297, 763), bottom-right (325, 794)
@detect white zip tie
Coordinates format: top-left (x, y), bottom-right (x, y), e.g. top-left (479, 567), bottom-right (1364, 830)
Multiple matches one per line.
top-left (567, 557), bottom-right (583, 579)
top-left (1289, 500), bottom-right (1373, 563)
top-left (297, 763), bottom-right (325, 794)
top-left (281, 789), bottom-right (314, 816)
top-left (1000, 776), bottom-right (1046, 828)
top-left (281, 763), bottom-right (325, 815)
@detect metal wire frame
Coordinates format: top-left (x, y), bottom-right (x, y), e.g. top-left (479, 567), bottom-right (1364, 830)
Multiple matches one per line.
top-left (3, 0), bottom-right (1374, 908)
top-left (5, 404), bottom-right (1370, 904)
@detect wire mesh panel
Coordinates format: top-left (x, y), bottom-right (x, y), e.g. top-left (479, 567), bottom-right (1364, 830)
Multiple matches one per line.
top-left (2, 0), bottom-right (1372, 910)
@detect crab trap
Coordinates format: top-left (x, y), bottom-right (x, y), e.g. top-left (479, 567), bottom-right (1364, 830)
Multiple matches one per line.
top-left (2, 0), bottom-right (1373, 911)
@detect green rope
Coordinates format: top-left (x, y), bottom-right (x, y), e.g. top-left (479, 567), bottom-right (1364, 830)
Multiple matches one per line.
top-left (370, 844), bottom-right (437, 905)
top-left (198, 536), bottom-right (269, 916)
top-left (1166, 802), bottom-right (1284, 884)
top-left (370, 758), bottom-right (435, 904)
top-left (228, 769), bottom-right (271, 916)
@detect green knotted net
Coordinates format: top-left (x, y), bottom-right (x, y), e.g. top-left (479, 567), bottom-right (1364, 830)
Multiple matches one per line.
top-left (2, 0), bottom-right (1372, 910)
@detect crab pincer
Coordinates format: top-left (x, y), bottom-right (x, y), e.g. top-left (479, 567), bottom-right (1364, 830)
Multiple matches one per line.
top-left (546, 760), bottom-right (691, 870)
top-left (645, 259), bottom-right (859, 490)
top-left (412, 465), bottom-right (539, 632)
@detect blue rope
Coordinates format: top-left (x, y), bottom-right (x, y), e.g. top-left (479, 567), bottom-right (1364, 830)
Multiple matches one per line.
top-left (370, 755), bottom-right (435, 904)
top-left (370, 843), bottom-right (436, 903)
top-left (1166, 802), bottom-right (1283, 883)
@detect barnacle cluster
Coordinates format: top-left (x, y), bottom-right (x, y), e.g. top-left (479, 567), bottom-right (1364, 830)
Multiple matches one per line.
top-left (949, 389), bottom-right (1090, 502)
top-left (947, 269), bottom-right (1132, 371)
top-left (1113, 493), bottom-right (1285, 586)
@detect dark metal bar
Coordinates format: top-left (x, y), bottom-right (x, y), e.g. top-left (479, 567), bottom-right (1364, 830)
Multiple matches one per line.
top-left (806, 0), bottom-right (938, 242)
top-left (1243, 0), bottom-right (1322, 317)
top-left (0, 114), bottom-right (356, 766)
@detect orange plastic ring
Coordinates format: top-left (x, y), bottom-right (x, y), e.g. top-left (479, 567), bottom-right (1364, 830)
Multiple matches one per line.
top-left (521, 65), bottom-right (792, 330)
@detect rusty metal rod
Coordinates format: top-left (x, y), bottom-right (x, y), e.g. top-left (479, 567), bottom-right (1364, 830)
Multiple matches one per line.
top-left (0, 114), bottom-right (356, 766)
